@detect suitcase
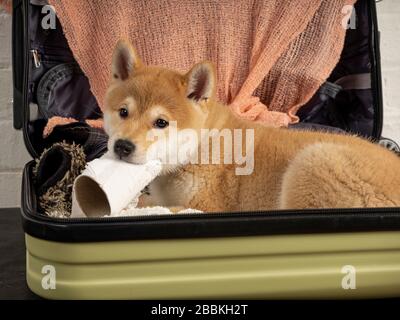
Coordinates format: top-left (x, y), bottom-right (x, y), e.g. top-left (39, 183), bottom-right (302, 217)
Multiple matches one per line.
top-left (12, 0), bottom-right (400, 299)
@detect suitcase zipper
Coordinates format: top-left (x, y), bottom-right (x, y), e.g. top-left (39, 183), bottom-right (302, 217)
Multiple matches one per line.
top-left (30, 49), bottom-right (41, 68)
top-left (25, 207), bottom-right (400, 224)
top-left (22, 0), bottom-right (39, 158)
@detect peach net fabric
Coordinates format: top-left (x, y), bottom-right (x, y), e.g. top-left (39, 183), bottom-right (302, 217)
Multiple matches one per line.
top-left (38, 0), bottom-right (357, 128)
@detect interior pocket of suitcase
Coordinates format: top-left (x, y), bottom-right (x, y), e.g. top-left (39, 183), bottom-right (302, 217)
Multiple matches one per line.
top-left (298, 73), bottom-right (374, 137)
top-left (29, 47), bottom-right (76, 100)
top-left (28, 1), bottom-right (77, 105)
top-left (35, 62), bottom-right (101, 121)
top-left (309, 88), bottom-right (374, 137)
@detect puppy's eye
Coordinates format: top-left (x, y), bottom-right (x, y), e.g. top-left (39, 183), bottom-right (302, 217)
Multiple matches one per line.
top-left (119, 107), bottom-right (129, 118)
top-left (154, 118), bottom-right (169, 129)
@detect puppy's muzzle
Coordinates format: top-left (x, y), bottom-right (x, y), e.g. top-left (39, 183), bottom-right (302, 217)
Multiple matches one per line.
top-left (114, 139), bottom-right (136, 159)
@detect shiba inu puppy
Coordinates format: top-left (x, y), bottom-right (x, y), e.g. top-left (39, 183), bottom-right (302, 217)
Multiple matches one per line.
top-left (104, 40), bottom-right (400, 211)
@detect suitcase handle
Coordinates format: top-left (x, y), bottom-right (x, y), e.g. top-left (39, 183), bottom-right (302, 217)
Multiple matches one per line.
top-left (12, 0), bottom-right (26, 130)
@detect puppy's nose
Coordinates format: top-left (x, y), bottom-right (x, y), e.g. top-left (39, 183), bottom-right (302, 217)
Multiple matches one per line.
top-left (114, 139), bottom-right (135, 158)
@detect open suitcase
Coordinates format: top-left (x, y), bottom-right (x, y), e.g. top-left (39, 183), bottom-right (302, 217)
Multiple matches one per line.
top-left (12, 0), bottom-right (400, 299)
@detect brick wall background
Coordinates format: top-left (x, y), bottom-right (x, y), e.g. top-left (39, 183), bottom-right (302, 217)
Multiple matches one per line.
top-left (0, 1), bottom-right (399, 208)
top-left (0, 8), bottom-right (31, 208)
top-left (377, 1), bottom-right (400, 142)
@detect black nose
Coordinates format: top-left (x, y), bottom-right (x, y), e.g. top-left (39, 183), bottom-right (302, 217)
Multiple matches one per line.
top-left (114, 139), bottom-right (135, 158)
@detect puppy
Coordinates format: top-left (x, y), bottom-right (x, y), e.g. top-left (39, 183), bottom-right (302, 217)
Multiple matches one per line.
top-left (104, 40), bottom-right (400, 211)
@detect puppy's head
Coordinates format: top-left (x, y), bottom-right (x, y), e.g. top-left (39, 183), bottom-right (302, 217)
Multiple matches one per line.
top-left (104, 39), bottom-right (216, 168)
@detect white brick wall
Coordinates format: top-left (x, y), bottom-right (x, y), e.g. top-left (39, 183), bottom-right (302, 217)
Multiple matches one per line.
top-left (0, 8), bottom-right (31, 208)
top-left (377, 0), bottom-right (400, 143)
top-left (0, 2), bottom-right (399, 208)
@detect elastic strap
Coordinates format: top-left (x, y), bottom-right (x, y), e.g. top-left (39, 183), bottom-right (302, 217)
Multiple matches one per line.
top-left (320, 73), bottom-right (372, 99)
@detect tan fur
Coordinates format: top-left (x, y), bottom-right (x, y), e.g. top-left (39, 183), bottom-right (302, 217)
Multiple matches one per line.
top-left (104, 40), bottom-right (400, 211)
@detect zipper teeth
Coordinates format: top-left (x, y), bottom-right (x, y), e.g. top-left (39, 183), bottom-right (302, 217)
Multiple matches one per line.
top-left (23, 0), bottom-right (38, 158)
top-left (28, 207), bottom-right (400, 225)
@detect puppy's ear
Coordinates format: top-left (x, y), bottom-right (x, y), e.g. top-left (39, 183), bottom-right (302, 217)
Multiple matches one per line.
top-left (185, 62), bottom-right (216, 102)
top-left (112, 39), bottom-right (142, 81)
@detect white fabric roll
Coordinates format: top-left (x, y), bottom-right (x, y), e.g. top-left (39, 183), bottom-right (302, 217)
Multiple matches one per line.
top-left (71, 153), bottom-right (162, 217)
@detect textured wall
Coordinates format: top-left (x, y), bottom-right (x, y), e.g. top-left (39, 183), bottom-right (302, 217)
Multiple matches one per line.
top-left (0, 1), bottom-right (399, 208)
top-left (0, 8), bottom-right (31, 208)
top-left (377, 1), bottom-right (400, 143)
